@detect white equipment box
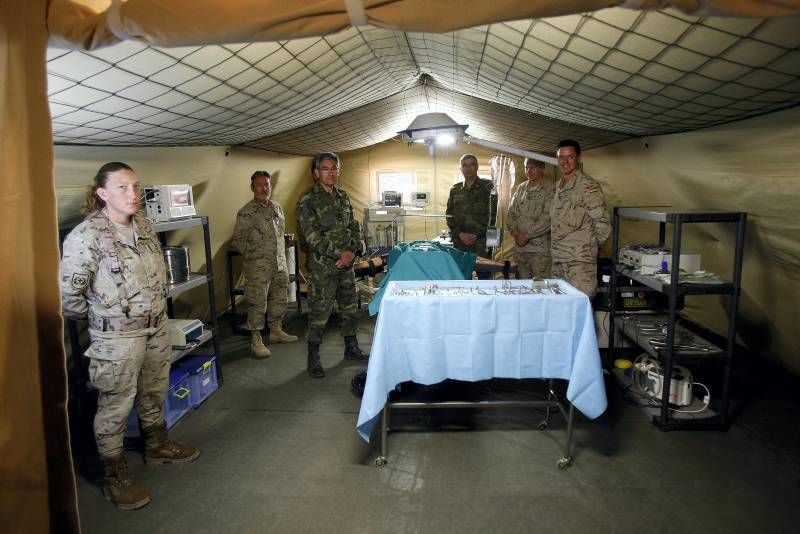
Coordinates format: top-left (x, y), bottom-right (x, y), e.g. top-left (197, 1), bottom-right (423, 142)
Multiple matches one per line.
top-left (168, 319), bottom-right (204, 347)
top-left (634, 355), bottom-right (693, 406)
top-left (410, 191), bottom-right (430, 207)
top-left (144, 184), bottom-right (197, 221)
top-left (619, 247), bottom-right (701, 275)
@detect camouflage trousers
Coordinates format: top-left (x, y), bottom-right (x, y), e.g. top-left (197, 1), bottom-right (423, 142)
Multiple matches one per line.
top-left (86, 321), bottom-right (170, 457)
top-left (306, 267), bottom-right (359, 345)
top-left (244, 260), bottom-right (289, 331)
top-left (552, 260), bottom-right (598, 298)
top-left (514, 237), bottom-right (551, 279)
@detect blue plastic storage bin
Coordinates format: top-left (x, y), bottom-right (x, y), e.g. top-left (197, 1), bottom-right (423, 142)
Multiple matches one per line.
top-left (126, 364), bottom-right (193, 437)
top-left (177, 354), bottom-right (219, 407)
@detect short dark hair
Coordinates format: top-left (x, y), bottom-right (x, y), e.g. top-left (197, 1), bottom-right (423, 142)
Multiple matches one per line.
top-left (250, 170), bottom-right (270, 184)
top-left (314, 152), bottom-right (340, 169)
top-left (557, 139), bottom-right (581, 156)
top-left (524, 157), bottom-right (545, 168)
top-left (459, 154), bottom-right (478, 166)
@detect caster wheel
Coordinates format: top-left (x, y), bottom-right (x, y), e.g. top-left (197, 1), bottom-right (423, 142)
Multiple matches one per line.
top-left (375, 456), bottom-right (387, 468)
top-left (557, 456), bottom-right (573, 470)
top-left (537, 421), bottom-right (548, 431)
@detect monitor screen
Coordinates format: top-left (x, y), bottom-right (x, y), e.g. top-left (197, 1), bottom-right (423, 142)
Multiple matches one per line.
top-left (383, 191), bottom-right (401, 207)
top-left (170, 188), bottom-right (191, 207)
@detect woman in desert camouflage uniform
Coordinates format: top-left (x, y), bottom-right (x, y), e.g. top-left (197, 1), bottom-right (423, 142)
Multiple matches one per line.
top-left (60, 162), bottom-right (199, 510)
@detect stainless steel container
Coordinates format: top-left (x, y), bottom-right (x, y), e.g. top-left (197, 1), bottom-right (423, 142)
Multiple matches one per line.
top-left (162, 246), bottom-right (190, 283)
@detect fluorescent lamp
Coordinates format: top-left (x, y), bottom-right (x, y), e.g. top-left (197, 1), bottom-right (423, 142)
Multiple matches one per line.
top-left (436, 133), bottom-right (455, 146)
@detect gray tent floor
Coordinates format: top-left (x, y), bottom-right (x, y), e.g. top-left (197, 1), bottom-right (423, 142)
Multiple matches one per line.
top-left (73, 310), bottom-right (800, 533)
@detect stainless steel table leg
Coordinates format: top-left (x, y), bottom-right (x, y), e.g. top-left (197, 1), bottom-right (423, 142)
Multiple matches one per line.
top-left (558, 403), bottom-right (574, 469)
top-left (539, 379), bottom-right (554, 431)
top-left (375, 403), bottom-right (389, 467)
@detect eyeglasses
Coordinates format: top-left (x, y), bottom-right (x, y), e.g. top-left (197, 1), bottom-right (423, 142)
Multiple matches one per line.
top-left (318, 167), bottom-right (340, 173)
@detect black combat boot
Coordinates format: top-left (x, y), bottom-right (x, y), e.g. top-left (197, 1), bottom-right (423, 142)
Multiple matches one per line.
top-left (307, 342), bottom-right (325, 378)
top-left (344, 335), bottom-right (369, 362)
top-left (142, 422), bottom-right (200, 465)
top-left (101, 454), bottom-right (151, 510)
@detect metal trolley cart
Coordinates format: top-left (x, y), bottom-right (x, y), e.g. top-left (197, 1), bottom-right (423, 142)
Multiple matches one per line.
top-left (356, 279), bottom-right (607, 470)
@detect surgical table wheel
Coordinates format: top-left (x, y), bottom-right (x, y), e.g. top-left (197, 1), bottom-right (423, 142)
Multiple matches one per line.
top-left (557, 456), bottom-right (573, 470)
top-left (375, 456), bottom-right (387, 468)
top-left (537, 421), bottom-right (548, 431)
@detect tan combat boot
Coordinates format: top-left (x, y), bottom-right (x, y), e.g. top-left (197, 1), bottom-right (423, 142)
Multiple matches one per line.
top-left (250, 331), bottom-right (272, 358)
top-left (101, 454), bottom-right (151, 510)
top-left (269, 322), bottom-right (298, 343)
top-left (142, 422), bottom-right (201, 465)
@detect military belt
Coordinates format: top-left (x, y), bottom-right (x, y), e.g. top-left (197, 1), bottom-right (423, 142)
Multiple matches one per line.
top-left (89, 313), bottom-right (165, 332)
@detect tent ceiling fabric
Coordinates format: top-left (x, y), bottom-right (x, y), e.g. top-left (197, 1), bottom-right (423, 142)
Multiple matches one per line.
top-left (243, 77), bottom-right (631, 155)
top-left (46, 0), bottom-right (800, 49)
top-left (46, 6), bottom-right (800, 154)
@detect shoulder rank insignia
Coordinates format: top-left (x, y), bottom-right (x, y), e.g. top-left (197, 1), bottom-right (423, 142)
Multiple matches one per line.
top-left (586, 186), bottom-right (598, 193)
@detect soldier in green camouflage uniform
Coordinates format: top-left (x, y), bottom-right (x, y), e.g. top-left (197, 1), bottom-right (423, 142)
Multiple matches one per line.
top-left (232, 170), bottom-right (298, 359)
top-left (550, 140), bottom-right (611, 298)
top-left (296, 152), bottom-right (369, 378)
top-left (60, 162), bottom-right (198, 510)
top-left (446, 154), bottom-right (498, 278)
top-left (506, 158), bottom-right (554, 279)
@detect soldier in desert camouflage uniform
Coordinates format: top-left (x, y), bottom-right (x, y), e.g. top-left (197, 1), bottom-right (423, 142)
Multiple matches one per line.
top-left (296, 152), bottom-right (369, 378)
top-left (446, 154), bottom-right (498, 279)
top-left (506, 158), bottom-right (554, 279)
top-left (232, 170), bottom-right (298, 359)
top-left (60, 162), bottom-right (199, 510)
top-left (550, 140), bottom-right (611, 298)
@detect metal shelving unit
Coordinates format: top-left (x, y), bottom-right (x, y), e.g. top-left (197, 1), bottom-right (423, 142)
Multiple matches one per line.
top-left (154, 216), bottom-right (222, 379)
top-left (608, 207), bottom-right (746, 431)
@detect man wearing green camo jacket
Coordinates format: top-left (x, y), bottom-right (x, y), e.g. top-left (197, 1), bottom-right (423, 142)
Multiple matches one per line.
top-left (446, 154), bottom-right (498, 279)
top-left (296, 152), bottom-right (369, 378)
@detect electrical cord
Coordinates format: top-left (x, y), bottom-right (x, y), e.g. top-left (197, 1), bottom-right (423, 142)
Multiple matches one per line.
top-left (631, 354), bottom-right (711, 414)
top-left (669, 382), bottom-right (711, 414)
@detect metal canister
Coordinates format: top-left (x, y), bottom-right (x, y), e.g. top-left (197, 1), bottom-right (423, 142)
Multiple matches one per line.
top-left (162, 246), bottom-right (191, 283)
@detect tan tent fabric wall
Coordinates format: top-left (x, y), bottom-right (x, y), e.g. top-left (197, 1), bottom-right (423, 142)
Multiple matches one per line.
top-left (54, 145), bottom-right (312, 321)
top-left (45, 0), bottom-right (800, 50)
top-left (587, 105), bottom-right (800, 375)
top-left (0, 2), bottom-right (78, 532)
top-left (5, 1), bottom-right (800, 531)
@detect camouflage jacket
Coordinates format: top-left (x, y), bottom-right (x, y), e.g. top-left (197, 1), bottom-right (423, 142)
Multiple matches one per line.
top-left (61, 210), bottom-right (167, 322)
top-left (296, 182), bottom-right (361, 274)
top-left (550, 170), bottom-right (611, 263)
top-left (446, 178), bottom-right (498, 245)
top-left (506, 177), bottom-right (555, 252)
top-left (231, 199), bottom-right (287, 272)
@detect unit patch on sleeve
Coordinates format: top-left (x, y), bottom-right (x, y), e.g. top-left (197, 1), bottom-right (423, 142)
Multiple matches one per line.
top-left (71, 273), bottom-right (90, 290)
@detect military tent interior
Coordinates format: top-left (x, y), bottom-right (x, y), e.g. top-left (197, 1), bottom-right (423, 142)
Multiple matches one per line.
top-left (3, 0), bottom-right (800, 531)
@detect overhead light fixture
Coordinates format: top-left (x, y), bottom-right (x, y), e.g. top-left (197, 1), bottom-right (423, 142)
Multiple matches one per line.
top-left (399, 111), bottom-right (557, 165)
top-left (398, 112), bottom-right (468, 145)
